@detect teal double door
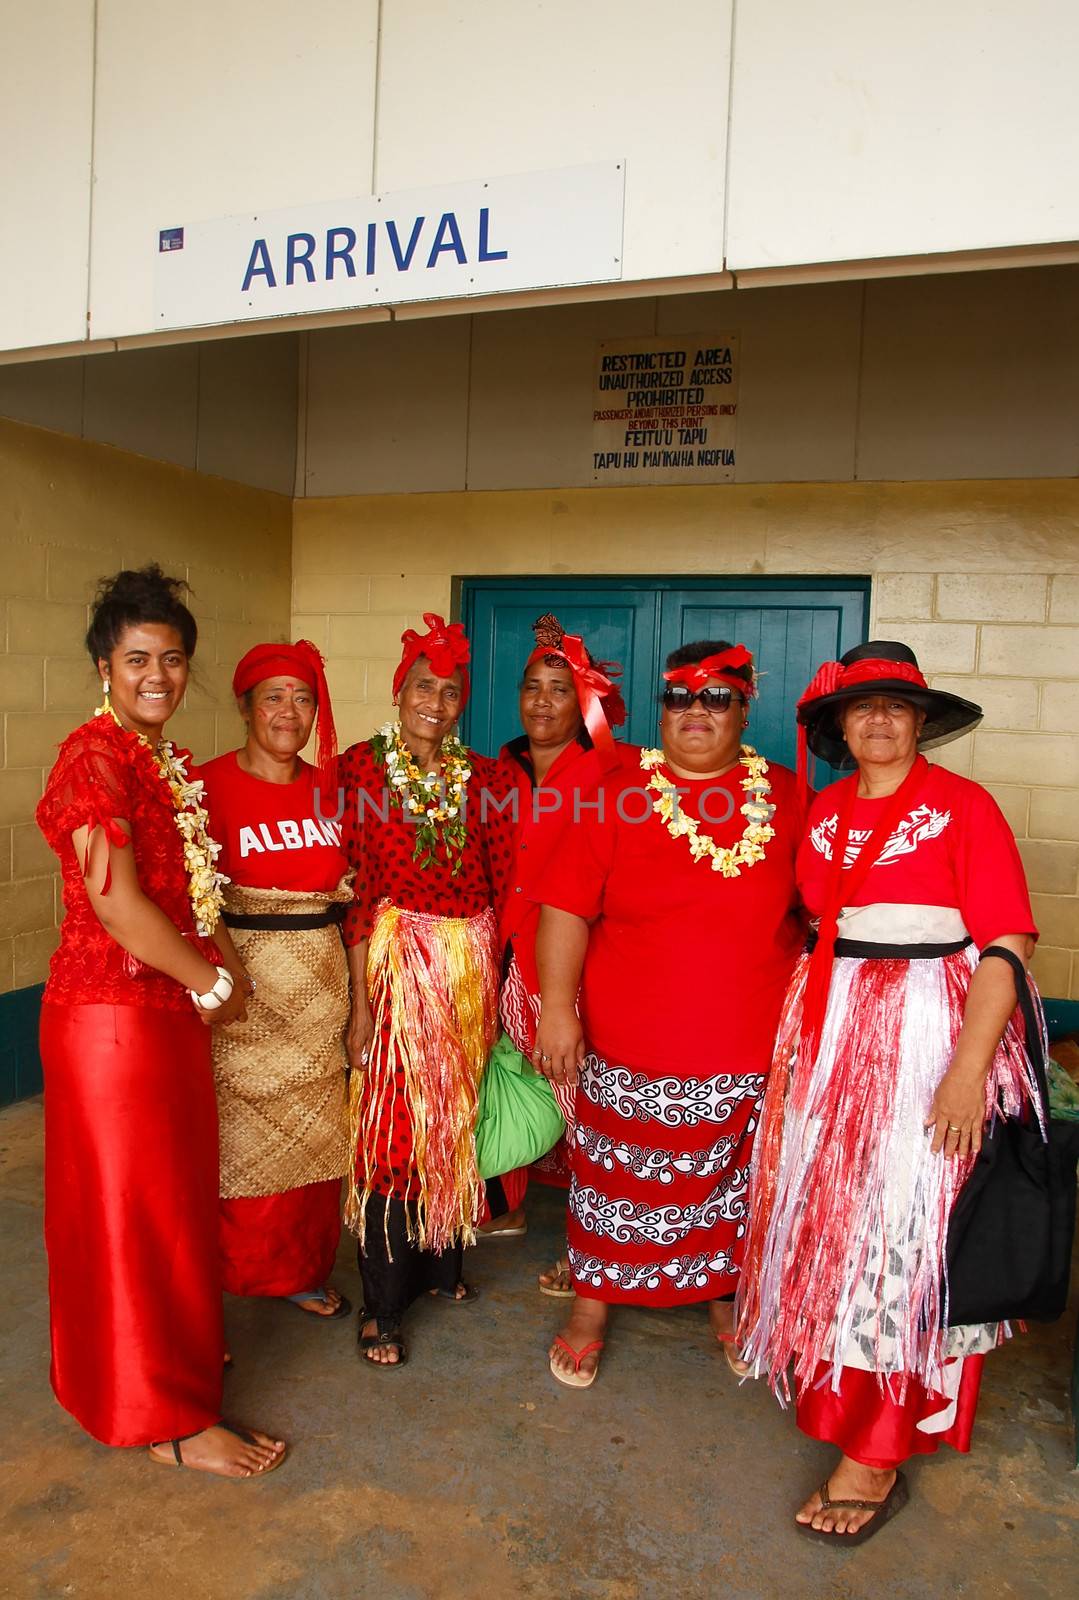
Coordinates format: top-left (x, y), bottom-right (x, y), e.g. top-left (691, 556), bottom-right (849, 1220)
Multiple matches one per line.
top-left (461, 576), bottom-right (869, 773)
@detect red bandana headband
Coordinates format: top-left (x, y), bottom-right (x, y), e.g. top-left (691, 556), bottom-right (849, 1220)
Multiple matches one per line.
top-left (795, 655), bottom-right (930, 791)
top-left (526, 633), bottom-right (627, 765)
top-left (232, 639), bottom-right (338, 795)
top-left (393, 613), bottom-right (472, 706)
top-left (663, 644), bottom-right (756, 698)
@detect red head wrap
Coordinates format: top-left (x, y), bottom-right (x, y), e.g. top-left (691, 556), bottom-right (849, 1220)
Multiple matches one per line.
top-left (393, 613), bottom-right (471, 707)
top-left (663, 644), bottom-right (756, 698)
top-left (232, 639), bottom-right (338, 796)
top-left (526, 624), bottom-right (627, 768)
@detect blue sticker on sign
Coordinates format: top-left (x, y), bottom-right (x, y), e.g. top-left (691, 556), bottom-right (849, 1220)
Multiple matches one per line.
top-left (159, 228), bottom-right (184, 253)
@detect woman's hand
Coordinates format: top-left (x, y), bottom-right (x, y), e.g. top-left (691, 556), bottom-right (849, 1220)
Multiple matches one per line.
top-left (925, 1059), bottom-right (987, 1159)
top-left (196, 978), bottom-right (248, 1028)
top-left (347, 1000), bottom-right (375, 1072)
top-left (531, 1004), bottom-right (585, 1088)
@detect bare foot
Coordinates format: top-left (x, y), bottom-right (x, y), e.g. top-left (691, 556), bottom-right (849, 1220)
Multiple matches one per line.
top-left (360, 1317), bottom-right (403, 1365)
top-left (549, 1295), bottom-right (608, 1384)
top-left (428, 1281), bottom-right (477, 1302)
top-left (289, 1285), bottom-right (345, 1317)
top-left (538, 1254), bottom-right (573, 1294)
top-left (796, 1455), bottom-right (897, 1536)
top-left (477, 1207), bottom-right (526, 1236)
top-left (149, 1422), bottom-right (286, 1478)
top-left (708, 1300), bottom-right (736, 1341)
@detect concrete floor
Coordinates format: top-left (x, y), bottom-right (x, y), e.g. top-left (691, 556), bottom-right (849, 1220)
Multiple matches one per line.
top-left (1, 1097), bottom-right (1076, 1600)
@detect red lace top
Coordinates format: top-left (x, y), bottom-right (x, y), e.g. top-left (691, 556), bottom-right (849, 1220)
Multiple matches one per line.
top-left (36, 716), bottom-right (219, 1010)
top-left (339, 740), bottom-right (516, 945)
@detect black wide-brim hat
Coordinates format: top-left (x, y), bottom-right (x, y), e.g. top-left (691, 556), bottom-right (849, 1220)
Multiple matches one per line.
top-left (799, 640), bottom-right (983, 769)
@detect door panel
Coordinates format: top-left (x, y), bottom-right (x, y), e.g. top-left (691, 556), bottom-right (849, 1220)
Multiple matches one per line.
top-left (462, 577), bottom-right (869, 771)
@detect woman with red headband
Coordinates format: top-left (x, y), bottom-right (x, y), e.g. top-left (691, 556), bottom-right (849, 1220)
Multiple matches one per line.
top-left (199, 640), bottom-right (352, 1324)
top-left (340, 614), bottom-right (515, 1367)
top-left (531, 639), bottom-right (804, 1389)
top-left (737, 640), bottom-right (1042, 1544)
top-left (480, 614), bottom-right (626, 1289)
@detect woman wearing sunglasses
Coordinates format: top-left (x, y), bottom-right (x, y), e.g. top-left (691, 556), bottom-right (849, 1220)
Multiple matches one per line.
top-left (530, 640), bottom-right (805, 1388)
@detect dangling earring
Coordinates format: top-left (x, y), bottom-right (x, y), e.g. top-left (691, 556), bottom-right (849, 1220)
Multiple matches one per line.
top-left (95, 675), bottom-right (113, 718)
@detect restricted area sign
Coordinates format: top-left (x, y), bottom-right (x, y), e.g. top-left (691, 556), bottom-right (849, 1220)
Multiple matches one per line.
top-left (592, 333), bottom-right (739, 484)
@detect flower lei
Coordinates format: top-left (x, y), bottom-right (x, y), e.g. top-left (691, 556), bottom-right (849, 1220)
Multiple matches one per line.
top-left (372, 720), bottom-right (472, 875)
top-left (639, 744), bottom-right (776, 877)
top-left (95, 702), bottom-right (228, 935)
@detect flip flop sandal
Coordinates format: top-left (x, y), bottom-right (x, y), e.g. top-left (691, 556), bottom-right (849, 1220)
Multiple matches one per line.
top-left (549, 1335), bottom-right (604, 1389)
top-left (149, 1422), bottom-right (287, 1477)
top-left (713, 1328), bottom-right (752, 1378)
top-left (284, 1287), bottom-right (352, 1320)
top-left (429, 1282), bottom-right (479, 1304)
top-left (477, 1220), bottom-right (528, 1239)
top-left (796, 1471), bottom-right (909, 1546)
top-left (538, 1259), bottom-right (575, 1298)
top-left (358, 1310), bottom-right (408, 1369)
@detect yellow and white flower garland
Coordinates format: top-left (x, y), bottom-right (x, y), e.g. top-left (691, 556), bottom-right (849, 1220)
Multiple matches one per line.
top-left (639, 743), bottom-right (776, 877)
top-left (96, 701), bottom-right (228, 935)
top-left (375, 719), bottom-right (472, 873)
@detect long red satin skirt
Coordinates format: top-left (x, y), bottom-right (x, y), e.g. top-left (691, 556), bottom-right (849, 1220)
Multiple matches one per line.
top-left (219, 1179), bottom-right (342, 1297)
top-left (41, 1003), bottom-right (224, 1447)
top-left (796, 1356), bottom-right (985, 1470)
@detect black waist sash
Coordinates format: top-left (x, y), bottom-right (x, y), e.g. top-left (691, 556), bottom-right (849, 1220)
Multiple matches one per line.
top-left (222, 903), bottom-right (346, 931)
top-left (805, 930), bottom-right (973, 961)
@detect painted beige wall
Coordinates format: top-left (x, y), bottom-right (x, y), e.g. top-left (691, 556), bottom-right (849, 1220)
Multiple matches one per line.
top-left (292, 478), bottom-right (1079, 1000)
top-left (301, 268), bottom-right (1079, 496)
top-left (0, 417), bottom-right (292, 995)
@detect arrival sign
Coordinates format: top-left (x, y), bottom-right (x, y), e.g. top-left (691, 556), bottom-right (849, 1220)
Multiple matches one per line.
top-left (154, 163), bottom-right (625, 331)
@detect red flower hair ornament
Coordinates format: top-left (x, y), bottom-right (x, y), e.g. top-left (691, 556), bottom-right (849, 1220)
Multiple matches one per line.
top-left (393, 613), bottom-right (472, 707)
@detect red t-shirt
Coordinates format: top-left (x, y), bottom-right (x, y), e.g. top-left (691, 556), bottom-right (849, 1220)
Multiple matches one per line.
top-left (199, 752), bottom-right (348, 892)
top-left (798, 764), bottom-right (1037, 948)
top-left (535, 745), bottom-right (806, 1075)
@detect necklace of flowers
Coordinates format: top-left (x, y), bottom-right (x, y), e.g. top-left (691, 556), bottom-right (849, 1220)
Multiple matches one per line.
top-left (639, 744), bottom-right (776, 877)
top-left (95, 700), bottom-right (228, 935)
top-left (372, 720), bottom-right (472, 875)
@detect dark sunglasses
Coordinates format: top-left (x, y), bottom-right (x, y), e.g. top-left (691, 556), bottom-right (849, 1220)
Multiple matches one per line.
top-left (661, 685), bottom-right (744, 713)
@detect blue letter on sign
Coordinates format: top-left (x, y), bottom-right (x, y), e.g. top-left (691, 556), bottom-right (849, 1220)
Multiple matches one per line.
top-left (241, 238), bottom-right (276, 291)
top-left (386, 216), bottom-right (425, 271)
top-left (426, 212), bottom-right (467, 268)
top-left (326, 227), bottom-right (357, 280)
top-left (286, 233), bottom-right (317, 285)
top-left (478, 207), bottom-right (508, 262)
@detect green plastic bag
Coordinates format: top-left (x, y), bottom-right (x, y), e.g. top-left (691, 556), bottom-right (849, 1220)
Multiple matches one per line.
top-left (474, 1031), bottom-right (565, 1180)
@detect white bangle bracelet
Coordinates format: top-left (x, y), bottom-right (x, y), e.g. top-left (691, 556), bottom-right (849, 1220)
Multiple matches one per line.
top-left (190, 965), bottom-right (235, 1012)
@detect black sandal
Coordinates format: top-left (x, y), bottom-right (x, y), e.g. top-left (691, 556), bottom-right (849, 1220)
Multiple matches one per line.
top-left (358, 1309), bottom-right (408, 1368)
top-left (149, 1421), bottom-right (287, 1476)
top-left (796, 1470), bottom-right (909, 1545)
top-left (428, 1282), bottom-right (479, 1304)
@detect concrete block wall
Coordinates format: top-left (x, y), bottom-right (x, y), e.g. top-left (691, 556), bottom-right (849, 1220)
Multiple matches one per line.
top-left (292, 477), bottom-right (1079, 1000)
top-left (0, 418), bottom-right (292, 996)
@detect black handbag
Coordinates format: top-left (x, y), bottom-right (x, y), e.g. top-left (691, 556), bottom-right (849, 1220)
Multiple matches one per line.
top-left (945, 945), bottom-right (1079, 1326)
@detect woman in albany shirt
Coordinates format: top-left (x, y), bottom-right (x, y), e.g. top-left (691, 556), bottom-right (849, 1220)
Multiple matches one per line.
top-left (200, 641), bottom-right (353, 1326)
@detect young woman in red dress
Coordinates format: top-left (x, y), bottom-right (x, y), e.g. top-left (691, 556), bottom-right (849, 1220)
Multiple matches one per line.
top-left (340, 614), bottom-right (515, 1366)
top-left (199, 641), bottom-right (352, 1323)
top-left (36, 566), bottom-right (285, 1478)
top-left (531, 640), bottom-right (805, 1388)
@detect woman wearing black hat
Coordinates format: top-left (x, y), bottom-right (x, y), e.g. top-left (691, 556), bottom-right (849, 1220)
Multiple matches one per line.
top-left (737, 641), bottom-right (1043, 1544)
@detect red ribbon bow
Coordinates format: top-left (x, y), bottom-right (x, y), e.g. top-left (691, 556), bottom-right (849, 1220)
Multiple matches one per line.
top-left (527, 632), bottom-right (626, 766)
top-left (393, 613), bottom-right (472, 704)
top-left (663, 644), bottom-right (755, 696)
